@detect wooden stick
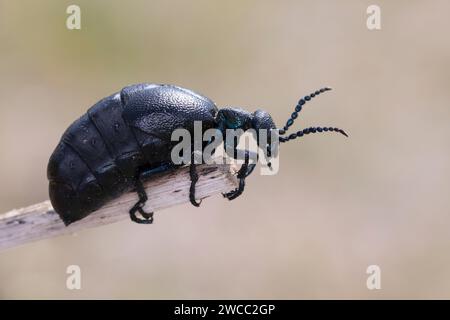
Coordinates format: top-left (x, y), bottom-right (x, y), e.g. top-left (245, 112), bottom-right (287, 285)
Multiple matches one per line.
top-left (0, 162), bottom-right (238, 251)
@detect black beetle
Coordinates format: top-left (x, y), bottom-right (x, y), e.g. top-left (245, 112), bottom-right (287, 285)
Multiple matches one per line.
top-left (48, 83), bottom-right (346, 225)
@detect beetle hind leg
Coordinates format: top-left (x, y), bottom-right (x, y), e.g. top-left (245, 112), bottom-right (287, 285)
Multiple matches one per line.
top-left (129, 163), bottom-right (176, 224)
top-left (129, 178), bottom-right (154, 224)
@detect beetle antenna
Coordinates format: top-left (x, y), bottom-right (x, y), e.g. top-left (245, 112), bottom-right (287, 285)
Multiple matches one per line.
top-left (279, 87), bottom-right (332, 135)
top-left (279, 126), bottom-right (348, 143)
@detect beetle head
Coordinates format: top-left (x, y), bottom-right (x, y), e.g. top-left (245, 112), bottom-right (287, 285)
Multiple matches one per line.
top-left (251, 109), bottom-right (277, 150)
top-left (251, 109), bottom-right (276, 132)
top-left (216, 107), bottom-right (276, 165)
top-left (216, 107), bottom-right (276, 146)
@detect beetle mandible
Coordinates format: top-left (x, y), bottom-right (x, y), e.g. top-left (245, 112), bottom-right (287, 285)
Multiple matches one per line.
top-left (47, 83), bottom-right (347, 225)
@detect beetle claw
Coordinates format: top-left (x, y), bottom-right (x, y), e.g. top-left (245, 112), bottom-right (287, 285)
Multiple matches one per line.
top-left (129, 204), bottom-right (153, 224)
top-left (190, 197), bottom-right (202, 207)
top-left (138, 207), bottom-right (153, 220)
top-left (223, 178), bottom-right (245, 201)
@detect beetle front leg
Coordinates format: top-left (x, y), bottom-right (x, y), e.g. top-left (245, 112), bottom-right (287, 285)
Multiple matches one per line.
top-left (223, 150), bottom-right (256, 201)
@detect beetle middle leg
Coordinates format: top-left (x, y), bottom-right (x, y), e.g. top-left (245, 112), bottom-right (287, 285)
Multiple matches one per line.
top-left (189, 151), bottom-right (202, 207)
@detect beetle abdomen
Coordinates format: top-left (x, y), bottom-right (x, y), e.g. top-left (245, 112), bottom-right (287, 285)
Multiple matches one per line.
top-left (47, 139), bottom-right (109, 225)
top-left (48, 94), bottom-right (146, 225)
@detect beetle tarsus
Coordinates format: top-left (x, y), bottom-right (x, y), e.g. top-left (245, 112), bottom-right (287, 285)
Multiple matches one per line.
top-left (223, 178), bottom-right (246, 200)
top-left (223, 150), bottom-right (254, 201)
top-left (129, 178), bottom-right (154, 224)
top-left (189, 158), bottom-right (202, 207)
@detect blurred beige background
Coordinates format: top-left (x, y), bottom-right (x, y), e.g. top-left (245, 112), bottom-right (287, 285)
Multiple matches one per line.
top-left (0, 0), bottom-right (449, 299)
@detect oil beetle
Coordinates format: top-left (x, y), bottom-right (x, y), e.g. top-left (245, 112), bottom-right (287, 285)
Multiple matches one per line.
top-left (48, 83), bottom-right (347, 225)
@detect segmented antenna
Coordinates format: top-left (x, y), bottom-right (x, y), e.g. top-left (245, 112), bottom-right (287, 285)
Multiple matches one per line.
top-left (279, 87), bottom-right (332, 135)
top-left (279, 126), bottom-right (348, 143)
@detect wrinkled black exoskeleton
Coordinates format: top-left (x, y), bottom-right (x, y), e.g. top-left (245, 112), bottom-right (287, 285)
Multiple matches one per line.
top-left (48, 84), bottom-right (347, 225)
